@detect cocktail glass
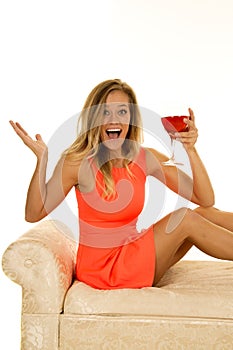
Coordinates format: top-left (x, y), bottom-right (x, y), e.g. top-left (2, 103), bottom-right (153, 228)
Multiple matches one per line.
top-left (161, 116), bottom-right (189, 166)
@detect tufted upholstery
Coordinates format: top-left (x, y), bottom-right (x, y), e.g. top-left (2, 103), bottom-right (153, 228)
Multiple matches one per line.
top-left (2, 220), bottom-right (233, 349)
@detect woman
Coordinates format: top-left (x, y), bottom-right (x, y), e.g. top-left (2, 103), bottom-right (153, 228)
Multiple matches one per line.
top-left (10, 79), bottom-right (233, 289)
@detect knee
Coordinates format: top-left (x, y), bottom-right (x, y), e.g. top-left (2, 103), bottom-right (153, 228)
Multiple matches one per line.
top-left (166, 207), bottom-right (193, 234)
top-left (175, 207), bottom-right (193, 220)
top-left (180, 207), bottom-right (211, 236)
top-left (182, 207), bottom-right (202, 221)
top-left (174, 207), bottom-right (201, 229)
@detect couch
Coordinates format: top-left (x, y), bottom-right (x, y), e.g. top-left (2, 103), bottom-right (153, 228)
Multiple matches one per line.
top-left (2, 220), bottom-right (233, 349)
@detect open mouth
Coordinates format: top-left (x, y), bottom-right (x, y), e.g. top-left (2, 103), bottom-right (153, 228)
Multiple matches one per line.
top-left (105, 128), bottom-right (122, 139)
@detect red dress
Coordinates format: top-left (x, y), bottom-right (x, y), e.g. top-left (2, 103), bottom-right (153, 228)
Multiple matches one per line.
top-left (75, 147), bottom-right (155, 289)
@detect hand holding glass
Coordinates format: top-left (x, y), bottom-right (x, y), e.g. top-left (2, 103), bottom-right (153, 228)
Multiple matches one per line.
top-left (161, 116), bottom-right (189, 166)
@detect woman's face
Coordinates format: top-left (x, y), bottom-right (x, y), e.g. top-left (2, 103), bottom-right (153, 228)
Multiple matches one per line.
top-left (100, 90), bottom-right (131, 151)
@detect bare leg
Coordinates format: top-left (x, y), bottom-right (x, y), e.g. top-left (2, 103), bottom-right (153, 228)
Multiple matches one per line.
top-left (194, 206), bottom-right (233, 232)
top-left (170, 206), bottom-right (233, 266)
top-left (153, 207), bottom-right (233, 285)
top-left (164, 206), bottom-right (233, 269)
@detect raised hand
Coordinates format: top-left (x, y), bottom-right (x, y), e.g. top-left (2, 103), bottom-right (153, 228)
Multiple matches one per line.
top-left (174, 108), bottom-right (198, 151)
top-left (9, 121), bottom-right (48, 159)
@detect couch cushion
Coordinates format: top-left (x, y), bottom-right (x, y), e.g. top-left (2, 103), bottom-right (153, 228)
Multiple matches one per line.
top-left (64, 260), bottom-right (233, 319)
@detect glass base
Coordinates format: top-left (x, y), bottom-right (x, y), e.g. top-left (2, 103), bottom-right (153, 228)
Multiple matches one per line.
top-left (162, 158), bottom-right (184, 167)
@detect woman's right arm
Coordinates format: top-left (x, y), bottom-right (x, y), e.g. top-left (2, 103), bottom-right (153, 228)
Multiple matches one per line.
top-left (9, 121), bottom-right (78, 222)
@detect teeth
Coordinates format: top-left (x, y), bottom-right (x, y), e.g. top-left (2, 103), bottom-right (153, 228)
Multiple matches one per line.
top-left (106, 128), bottom-right (121, 132)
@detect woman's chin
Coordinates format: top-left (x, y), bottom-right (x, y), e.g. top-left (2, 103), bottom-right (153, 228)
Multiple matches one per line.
top-left (102, 138), bottom-right (125, 151)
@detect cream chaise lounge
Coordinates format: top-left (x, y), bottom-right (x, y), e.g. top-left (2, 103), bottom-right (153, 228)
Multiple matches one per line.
top-left (2, 220), bottom-right (233, 349)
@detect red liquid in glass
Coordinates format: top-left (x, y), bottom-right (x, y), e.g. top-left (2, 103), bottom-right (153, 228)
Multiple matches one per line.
top-left (161, 116), bottom-right (189, 134)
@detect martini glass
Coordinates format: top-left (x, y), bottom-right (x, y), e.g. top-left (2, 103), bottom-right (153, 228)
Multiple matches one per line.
top-left (161, 116), bottom-right (189, 166)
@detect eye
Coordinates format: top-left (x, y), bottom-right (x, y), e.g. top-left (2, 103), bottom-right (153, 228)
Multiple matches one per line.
top-left (118, 109), bottom-right (128, 116)
top-left (103, 109), bottom-right (110, 116)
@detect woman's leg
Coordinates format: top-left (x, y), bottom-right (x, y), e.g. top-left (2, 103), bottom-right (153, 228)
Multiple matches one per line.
top-left (171, 206), bottom-right (233, 265)
top-left (194, 206), bottom-right (233, 232)
top-left (153, 207), bottom-right (233, 285)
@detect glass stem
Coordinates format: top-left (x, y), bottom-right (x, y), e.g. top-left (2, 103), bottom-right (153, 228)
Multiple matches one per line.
top-left (170, 137), bottom-right (175, 161)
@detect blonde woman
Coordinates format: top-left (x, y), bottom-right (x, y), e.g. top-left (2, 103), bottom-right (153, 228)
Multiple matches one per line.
top-left (10, 79), bottom-right (233, 289)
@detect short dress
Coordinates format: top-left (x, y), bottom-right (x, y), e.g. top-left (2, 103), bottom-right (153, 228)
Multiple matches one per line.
top-left (75, 147), bottom-right (156, 289)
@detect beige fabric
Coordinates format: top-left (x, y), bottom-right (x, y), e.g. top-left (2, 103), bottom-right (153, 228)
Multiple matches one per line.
top-left (60, 315), bottom-right (233, 350)
top-left (21, 314), bottom-right (59, 350)
top-left (2, 220), bottom-right (233, 349)
top-left (64, 261), bottom-right (233, 318)
top-left (2, 220), bottom-right (77, 313)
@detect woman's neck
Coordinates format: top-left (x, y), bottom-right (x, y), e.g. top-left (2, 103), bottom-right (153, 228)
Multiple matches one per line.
top-left (111, 158), bottom-right (124, 168)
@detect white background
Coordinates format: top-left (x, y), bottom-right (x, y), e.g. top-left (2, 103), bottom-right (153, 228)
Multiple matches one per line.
top-left (1, 0), bottom-right (233, 348)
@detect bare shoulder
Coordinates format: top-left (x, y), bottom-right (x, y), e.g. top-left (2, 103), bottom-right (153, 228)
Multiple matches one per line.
top-left (63, 155), bottom-right (97, 192)
top-left (144, 147), bottom-right (168, 176)
top-left (54, 155), bottom-right (81, 187)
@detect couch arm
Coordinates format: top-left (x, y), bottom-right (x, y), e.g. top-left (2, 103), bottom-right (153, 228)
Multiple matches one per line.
top-left (2, 220), bottom-right (77, 314)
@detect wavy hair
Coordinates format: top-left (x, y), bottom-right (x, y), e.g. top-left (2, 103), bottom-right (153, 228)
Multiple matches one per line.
top-left (63, 79), bottom-right (143, 197)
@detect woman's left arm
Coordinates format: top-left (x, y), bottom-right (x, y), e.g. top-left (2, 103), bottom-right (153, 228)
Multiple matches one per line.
top-left (174, 108), bottom-right (215, 207)
top-left (146, 108), bottom-right (215, 207)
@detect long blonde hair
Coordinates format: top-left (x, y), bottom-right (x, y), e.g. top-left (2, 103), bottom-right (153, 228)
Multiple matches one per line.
top-left (63, 79), bottom-right (144, 197)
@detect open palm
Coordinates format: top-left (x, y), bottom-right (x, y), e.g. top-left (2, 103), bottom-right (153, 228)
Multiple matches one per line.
top-left (9, 121), bottom-right (47, 159)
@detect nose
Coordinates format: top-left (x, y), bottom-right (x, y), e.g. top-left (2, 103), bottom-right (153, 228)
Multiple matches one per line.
top-left (106, 110), bottom-right (120, 124)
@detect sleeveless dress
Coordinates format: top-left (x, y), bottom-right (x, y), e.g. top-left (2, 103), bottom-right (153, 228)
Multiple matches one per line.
top-left (75, 147), bottom-right (156, 289)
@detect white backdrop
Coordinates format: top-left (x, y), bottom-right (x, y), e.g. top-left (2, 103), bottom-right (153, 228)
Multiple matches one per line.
top-left (1, 0), bottom-right (233, 348)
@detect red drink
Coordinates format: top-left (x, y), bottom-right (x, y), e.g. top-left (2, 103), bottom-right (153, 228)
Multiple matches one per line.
top-left (161, 115), bottom-right (189, 166)
top-left (161, 116), bottom-right (189, 134)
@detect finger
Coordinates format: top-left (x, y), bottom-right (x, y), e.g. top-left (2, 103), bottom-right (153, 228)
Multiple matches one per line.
top-left (9, 121), bottom-right (34, 147)
top-left (175, 129), bottom-right (198, 141)
top-left (9, 120), bottom-right (29, 137)
top-left (184, 119), bottom-right (197, 134)
top-left (176, 138), bottom-right (197, 147)
top-left (9, 121), bottom-right (25, 136)
top-left (9, 120), bottom-right (18, 130)
top-left (178, 132), bottom-right (197, 141)
top-left (175, 129), bottom-right (198, 138)
top-left (15, 122), bottom-right (29, 136)
top-left (188, 108), bottom-right (195, 123)
top-left (35, 134), bottom-right (43, 141)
